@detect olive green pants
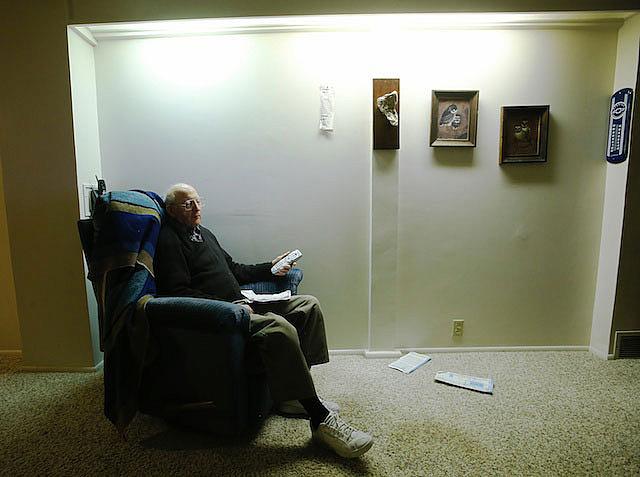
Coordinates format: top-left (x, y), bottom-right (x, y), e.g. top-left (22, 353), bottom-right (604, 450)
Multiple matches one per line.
top-left (249, 295), bottom-right (329, 403)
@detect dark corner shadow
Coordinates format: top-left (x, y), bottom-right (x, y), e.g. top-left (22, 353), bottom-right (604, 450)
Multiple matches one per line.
top-left (374, 149), bottom-right (399, 172)
top-left (1, 370), bottom-right (107, 465)
top-left (499, 115), bottom-right (559, 185)
top-left (432, 147), bottom-right (475, 167)
top-left (139, 422), bottom-right (263, 450)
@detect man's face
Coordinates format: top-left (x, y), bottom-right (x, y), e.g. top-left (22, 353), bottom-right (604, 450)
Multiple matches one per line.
top-left (168, 187), bottom-right (203, 228)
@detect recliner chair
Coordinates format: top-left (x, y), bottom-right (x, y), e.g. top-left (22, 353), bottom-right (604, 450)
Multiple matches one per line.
top-left (78, 189), bottom-right (303, 435)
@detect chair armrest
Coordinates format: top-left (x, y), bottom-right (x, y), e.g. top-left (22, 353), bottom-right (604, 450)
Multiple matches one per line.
top-left (144, 297), bottom-right (250, 335)
top-left (241, 267), bottom-right (303, 295)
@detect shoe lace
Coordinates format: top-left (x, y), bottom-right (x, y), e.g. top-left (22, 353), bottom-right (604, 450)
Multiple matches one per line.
top-left (327, 413), bottom-right (355, 440)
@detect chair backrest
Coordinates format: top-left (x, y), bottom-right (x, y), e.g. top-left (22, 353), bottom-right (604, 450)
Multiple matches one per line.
top-left (78, 190), bottom-right (164, 351)
top-left (78, 190), bottom-right (302, 297)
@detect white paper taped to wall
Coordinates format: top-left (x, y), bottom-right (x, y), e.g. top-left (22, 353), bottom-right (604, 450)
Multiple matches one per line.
top-left (319, 85), bottom-right (335, 131)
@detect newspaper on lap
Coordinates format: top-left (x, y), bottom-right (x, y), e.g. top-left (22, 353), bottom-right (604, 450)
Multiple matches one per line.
top-left (240, 289), bottom-right (292, 303)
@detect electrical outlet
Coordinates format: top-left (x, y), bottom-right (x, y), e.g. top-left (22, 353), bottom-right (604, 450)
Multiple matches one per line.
top-left (453, 320), bottom-right (464, 337)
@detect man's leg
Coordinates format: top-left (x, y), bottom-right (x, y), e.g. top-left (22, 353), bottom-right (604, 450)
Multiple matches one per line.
top-left (249, 311), bottom-right (317, 403)
top-left (253, 295), bottom-right (329, 368)
top-left (249, 312), bottom-right (331, 423)
top-left (249, 309), bottom-right (373, 458)
top-left (253, 295), bottom-right (337, 415)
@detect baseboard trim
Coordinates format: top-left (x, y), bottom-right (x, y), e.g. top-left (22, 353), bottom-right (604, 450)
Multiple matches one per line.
top-left (404, 345), bottom-right (590, 354)
top-left (0, 350), bottom-right (22, 357)
top-left (19, 359), bottom-right (104, 373)
top-left (364, 350), bottom-right (403, 358)
top-left (329, 349), bottom-right (365, 356)
top-left (330, 345), bottom-right (590, 357)
top-left (328, 349), bottom-right (403, 358)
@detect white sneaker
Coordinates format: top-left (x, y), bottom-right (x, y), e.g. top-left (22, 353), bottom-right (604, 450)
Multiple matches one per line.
top-left (277, 398), bottom-right (340, 417)
top-left (312, 412), bottom-right (373, 458)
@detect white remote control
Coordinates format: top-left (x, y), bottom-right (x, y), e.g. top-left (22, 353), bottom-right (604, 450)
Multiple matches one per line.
top-left (271, 249), bottom-right (302, 274)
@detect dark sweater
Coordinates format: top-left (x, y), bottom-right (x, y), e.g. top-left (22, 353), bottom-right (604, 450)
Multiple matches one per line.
top-left (154, 217), bottom-right (273, 302)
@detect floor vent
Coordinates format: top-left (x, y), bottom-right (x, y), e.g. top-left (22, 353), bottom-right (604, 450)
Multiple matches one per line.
top-left (614, 331), bottom-right (640, 359)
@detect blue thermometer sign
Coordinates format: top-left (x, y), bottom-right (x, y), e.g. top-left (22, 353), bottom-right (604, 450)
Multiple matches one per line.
top-left (606, 88), bottom-right (634, 164)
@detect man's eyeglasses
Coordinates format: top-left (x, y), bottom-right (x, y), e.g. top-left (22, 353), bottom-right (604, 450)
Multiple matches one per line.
top-left (177, 198), bottom-right (204, 211)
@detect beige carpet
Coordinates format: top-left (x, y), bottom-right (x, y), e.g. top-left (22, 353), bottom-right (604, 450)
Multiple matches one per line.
top-left (1, 351), bottom-right (639, 476)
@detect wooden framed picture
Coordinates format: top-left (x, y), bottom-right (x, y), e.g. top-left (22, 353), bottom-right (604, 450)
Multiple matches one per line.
top-left (430, 90), bottom-right (479, 147)
top-left (373, 78), bottom-right (400, 150)
top-left (499, 105), bottom-right (550, 164)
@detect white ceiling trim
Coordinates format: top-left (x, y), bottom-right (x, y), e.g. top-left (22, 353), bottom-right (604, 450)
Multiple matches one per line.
top-left (69, 26), bottom-right (98, 46)
top-left (77, 11), bottom-right (637, 41)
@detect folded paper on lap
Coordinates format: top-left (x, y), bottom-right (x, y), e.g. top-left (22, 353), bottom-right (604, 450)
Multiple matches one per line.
top-left (240, 289), bottom-right (292, 303)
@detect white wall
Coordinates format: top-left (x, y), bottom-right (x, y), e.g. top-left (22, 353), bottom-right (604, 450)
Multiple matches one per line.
top-left (93, 24), bottom-right (618, 350)
top-left (394, 28), bottom-right (616, 348)
top-left (68, 27), bottom-right (103, 364)
top-left (95, 33), bottom-right (373, 348)
top-left (591, 14), bottom-right (640, 359)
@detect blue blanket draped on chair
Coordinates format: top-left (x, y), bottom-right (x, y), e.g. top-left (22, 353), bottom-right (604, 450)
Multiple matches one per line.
top-left (87, 190), bottom-right (164, 433)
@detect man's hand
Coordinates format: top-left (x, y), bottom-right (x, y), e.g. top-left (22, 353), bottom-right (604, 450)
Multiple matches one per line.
top-left (272, 250), bottom-right (296, 276)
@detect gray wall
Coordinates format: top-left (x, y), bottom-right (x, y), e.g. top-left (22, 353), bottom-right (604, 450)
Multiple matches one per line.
top-left (591, 15), bottom-right (640, 357)
top-left (0, 152), bottom-right (20, 351)
top-left (0, 1), bottom-right (635, 364)
top-left (94, 26), bottom-right (616, 349)
top-left (68, 28), bottom-right (104, 364)
top-left (395, 29), bottom-right (615, 348)
top-left (95, 34), bottom-right (373, 348)
top-left (0, 3), bottom-right (96, 367)
top-left (612, 19), bottom-right (640, 352)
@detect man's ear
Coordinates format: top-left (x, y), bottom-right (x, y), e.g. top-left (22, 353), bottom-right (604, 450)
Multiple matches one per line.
top-left (165, 204), bottom-right (176, 218)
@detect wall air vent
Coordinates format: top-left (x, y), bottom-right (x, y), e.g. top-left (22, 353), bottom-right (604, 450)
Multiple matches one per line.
top-left (614, 331), bottom-right (640, 359)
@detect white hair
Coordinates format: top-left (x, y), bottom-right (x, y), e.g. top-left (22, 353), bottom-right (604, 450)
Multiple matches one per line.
top-left (165, 183), bottom-right (196, 206)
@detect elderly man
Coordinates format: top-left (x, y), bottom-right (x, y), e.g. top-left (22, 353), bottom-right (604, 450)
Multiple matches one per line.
top-left (154, 183), bottom-right (373, 458)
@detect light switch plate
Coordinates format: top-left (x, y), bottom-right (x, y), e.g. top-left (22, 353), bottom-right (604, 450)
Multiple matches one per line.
top-left (81, 183), bottom-right (96, 218)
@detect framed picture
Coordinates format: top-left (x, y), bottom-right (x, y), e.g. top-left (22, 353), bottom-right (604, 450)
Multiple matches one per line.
top-left (499, 105), bottom-right (550, 164)
top-left (430, 90), bottom-right (479, 147)
top-left (373, 78), bottom-right (400, 150)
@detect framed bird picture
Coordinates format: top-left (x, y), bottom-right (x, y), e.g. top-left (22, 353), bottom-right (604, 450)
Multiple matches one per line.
top-left (499, 105), bottom-right (550, 164)
top-left (430, 90), bottom-right (479, 147)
